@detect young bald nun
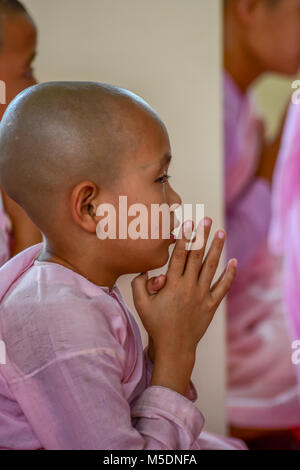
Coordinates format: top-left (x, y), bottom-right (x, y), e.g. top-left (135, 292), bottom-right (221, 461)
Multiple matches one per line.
top-left (0, 0), bottom-right (41, 265)
top-left (0, 82), bottom-right (245, 450)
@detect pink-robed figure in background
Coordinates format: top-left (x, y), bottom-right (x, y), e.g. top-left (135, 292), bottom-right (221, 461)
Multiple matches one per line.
top-left (269, 100), bottom-right (300, 393)
top-left (223, 0), bottom-right (300, 441)
top-left (0, 1), bottom-right (41, 265)
top-left (224, 73), bottom-right (300, 430)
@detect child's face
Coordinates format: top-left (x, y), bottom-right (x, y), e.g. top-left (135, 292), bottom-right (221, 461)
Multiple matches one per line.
top-left (247, 0), bottom-right (300, 75)
top-left (0, 13), bottom-right (37, 120)
top-left (94, 113), bottom-right (182, 275)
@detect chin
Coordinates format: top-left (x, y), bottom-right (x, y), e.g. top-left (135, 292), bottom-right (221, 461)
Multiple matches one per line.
top-left (152, 243), bottom-right (172, 269)
top-left (138, 243), bottom-right (171, 272)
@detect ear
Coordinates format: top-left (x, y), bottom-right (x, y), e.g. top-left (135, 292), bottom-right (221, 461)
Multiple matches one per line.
top-left (235, 0), bottom-right (262, 24)
top-left (70, 181), bottom-right (100, 233)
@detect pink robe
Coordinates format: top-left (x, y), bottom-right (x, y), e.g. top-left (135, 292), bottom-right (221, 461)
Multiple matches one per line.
top-left (0, 243), bottom-right (246, 450)
top-left (0, 191), bottom-right (11, 267)
top-left (269, 101), bottom-right (300, 393)
top-left (224, 72), bottom-right (300, 429)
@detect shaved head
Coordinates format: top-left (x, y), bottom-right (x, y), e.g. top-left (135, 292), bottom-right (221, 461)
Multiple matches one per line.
top-left (0, 81), bottom-right (164, 230)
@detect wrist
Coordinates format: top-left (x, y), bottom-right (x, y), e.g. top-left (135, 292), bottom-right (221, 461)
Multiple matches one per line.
top-left (155, 343), bottom-right (196, 365)
top-left (150, 352), bottom-right (195, 396)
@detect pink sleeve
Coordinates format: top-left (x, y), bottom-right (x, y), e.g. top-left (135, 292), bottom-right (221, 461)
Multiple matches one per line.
top-left (11, 327), bottom-right (204, 450)
top-left (143, 345), bottom-right (198, 403)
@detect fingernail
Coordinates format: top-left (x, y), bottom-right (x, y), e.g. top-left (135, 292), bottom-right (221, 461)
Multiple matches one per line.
top-left (183, 220), bottom-right (193, 238)
top-left (217, 231), bottom-right (225, 239)
top-left (230, 258), bottom-right (238, 268)
top-left (204, 218), bottom-right (211, 227)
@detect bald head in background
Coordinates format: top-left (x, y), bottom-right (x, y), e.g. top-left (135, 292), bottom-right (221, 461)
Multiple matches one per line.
top-left (0, 0), bottom-right (37, 111)
top-left (0, 82), bottom-right (165, 233)
top-left (0, 0), bottom-right (28, 45)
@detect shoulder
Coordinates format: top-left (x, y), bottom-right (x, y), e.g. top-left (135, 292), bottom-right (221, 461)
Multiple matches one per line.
top-left (0, 263), bottom-right (128, 376)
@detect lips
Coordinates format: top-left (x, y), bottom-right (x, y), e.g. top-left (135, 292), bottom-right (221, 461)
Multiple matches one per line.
top-left (170, 231), bottom-right (176, 243)
top-left (169, 218), bottom-right (177, 243)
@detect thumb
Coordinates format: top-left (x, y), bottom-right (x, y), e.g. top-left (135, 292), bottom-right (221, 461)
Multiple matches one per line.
top-left (147, 274), bottom-right (167, 295)
top-left (131, 272), bottom-right (150, 309)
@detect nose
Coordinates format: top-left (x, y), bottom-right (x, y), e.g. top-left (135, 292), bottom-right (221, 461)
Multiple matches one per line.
top-left (168, 186), bottom-right (182, 228)
top-left (169, 186), bottom-right (182, 208)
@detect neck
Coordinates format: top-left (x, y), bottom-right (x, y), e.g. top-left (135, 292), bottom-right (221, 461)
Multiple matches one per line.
top-left (224, 49), bottom-right (263, 94)
top-left (224, 14), bottom-right (264, 93)
top-left (37, 238), bottom-right (119, 291)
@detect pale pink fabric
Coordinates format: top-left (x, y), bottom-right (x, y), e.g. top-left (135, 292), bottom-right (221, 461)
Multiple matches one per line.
top-left (269, 101), bottom-right (300, 392)
top-left (0, 191), bottom-right (11, 267)
top-left (0, 243), bottom-right (246, 450)
top-left (224, 72), bottom-right (300, 428)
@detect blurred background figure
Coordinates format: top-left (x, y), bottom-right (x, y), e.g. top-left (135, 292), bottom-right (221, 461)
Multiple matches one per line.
top-left (0, 0), bottom-right (41, 266)
top-left (269, 100), bottom-right (300, 410)
top-left (224, 0), bottom-right (300, 449)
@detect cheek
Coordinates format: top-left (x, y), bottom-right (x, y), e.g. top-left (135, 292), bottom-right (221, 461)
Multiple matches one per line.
top-left (275, 19), bottom-right (300, 58)
top-left (288, 26), bottom-right (300, 59)
top-left (258, 25), bottom-right (300, 74)
top-left (101, 181), bottom-right (174, 245)
top-left (126, 177), bottom-right (168, 205)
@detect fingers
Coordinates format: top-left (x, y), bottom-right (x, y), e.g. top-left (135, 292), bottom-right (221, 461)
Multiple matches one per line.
top-left (167, 220), bottom-right (193, 278)
top-left (210, 264), bottom-right (227, 291)
top-left (198, 230), bottom-right (226, 290)
top-left (211, 259), bottom-right (238, 305)
top-left (146, 274), bottom-right (167, 295)
top-left (131, 272), bottom-right (151, 310)
top-left (183, 217), bottom-right (212, 280)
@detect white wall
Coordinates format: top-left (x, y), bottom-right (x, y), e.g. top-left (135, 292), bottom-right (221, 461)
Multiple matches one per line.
top-left (24, 0), bottom-right (226, 434)
top-left (254, 75), bottom-right (294, 139)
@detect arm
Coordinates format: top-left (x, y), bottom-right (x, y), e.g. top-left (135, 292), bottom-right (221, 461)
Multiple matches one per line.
top-left (1, 189), bottom-right (42, 256)
top-left (255, 131), bottom-right (282, 184)
top-left (225, 115), bottom-right (272, 270)
top-left (144, 343), bottom-right (198, 402)
top-left (11, 343), bottom-right (204, 450)
top-left (255, 102), bottom-right (289, 184)
top-left (226, 179), bottom-right (272, 270)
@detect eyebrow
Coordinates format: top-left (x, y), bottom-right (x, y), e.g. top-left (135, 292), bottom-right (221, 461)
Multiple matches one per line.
top-left (156, 153), bottom-right (172, 174)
